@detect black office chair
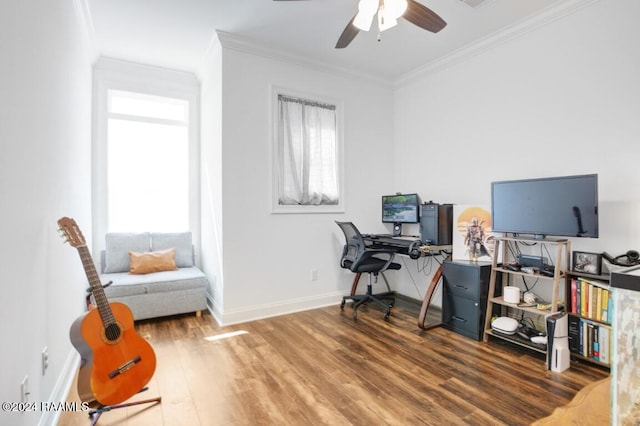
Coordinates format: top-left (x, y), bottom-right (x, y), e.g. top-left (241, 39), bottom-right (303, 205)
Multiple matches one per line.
top-left (336, 221), bottom-right (401, 320)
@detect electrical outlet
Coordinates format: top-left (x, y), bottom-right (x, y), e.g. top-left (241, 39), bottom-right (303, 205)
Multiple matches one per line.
top-left (310, 269), bottom-right (318, 281)
top-left (42, 346), bottom-right (49, 375)
top-left (20, 376), bottom-right (29, 403)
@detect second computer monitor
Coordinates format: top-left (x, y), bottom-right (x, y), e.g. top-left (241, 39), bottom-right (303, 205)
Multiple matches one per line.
top-left (381, 193), bottom-right (420, 236)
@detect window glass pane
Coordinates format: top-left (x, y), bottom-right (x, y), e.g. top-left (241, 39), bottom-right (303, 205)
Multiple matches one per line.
top-left (109, 90), bottom-right (187, 122)
top-left (277, 95), bottom-right (339, 206)
top-left (107, 118), bottom-right (189, 232)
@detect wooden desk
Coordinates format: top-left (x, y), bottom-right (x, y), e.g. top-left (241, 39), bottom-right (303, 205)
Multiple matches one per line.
top-left (417, 251), bottom-right (452, 329)
top-left (354, 235), bottom-right (452, 328)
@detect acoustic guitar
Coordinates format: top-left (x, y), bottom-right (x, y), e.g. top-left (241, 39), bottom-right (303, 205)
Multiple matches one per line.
top-left (58, 217), bottom-right (156, 407)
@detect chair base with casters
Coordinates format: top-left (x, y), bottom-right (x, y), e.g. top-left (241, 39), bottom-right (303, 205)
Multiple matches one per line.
top-left (335, 221), bottom-right (401, 321)
top-left (340, 272), bottom-right (396, 320)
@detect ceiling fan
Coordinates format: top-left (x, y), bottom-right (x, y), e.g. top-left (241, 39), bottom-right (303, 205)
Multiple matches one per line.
top-left (273, 0), bottom-right (447, 48)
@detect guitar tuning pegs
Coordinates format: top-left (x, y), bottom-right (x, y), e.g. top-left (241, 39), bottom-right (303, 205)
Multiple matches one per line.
top-left (57, 230), bottom-right (68, 243)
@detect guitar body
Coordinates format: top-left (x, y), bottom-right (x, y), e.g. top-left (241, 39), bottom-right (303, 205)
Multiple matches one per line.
top-left (70, 302), bottom-right (156, 406)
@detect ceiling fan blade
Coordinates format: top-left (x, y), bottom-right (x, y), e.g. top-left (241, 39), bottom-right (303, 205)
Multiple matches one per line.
top-left (335, 15), bottom-right (360, 49)
top-left (403, 0), bottom-right (447, 33)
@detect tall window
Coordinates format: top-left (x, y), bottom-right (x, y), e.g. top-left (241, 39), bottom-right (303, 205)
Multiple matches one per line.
top-left (107, 90), bottom-right (189, 231)
top-left (93, 58), bottom-right (200, 252)
top-left (275, 92), bottom-right (343, 212)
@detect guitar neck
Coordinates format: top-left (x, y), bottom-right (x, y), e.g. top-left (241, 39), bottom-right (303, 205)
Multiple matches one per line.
top-left (77, 245), bottom-right (115, 325)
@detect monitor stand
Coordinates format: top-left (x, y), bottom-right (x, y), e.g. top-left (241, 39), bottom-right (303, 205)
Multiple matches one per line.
top-left (393, 223), bottom-right (402, 237)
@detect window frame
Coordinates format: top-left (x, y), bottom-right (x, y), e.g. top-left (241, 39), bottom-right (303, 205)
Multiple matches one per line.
top-left (270, 86), bottom-right (345, 214)
top-left (92, 58), bottom-right (200, 257)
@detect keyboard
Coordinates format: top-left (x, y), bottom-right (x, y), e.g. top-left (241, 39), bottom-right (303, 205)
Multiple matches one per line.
top-left (393, 236), bottom-right (421, 241)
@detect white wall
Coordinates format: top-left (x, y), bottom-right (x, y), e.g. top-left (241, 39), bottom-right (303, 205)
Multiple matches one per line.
top-left (199, 38), bottom-right (225, 319)
top-left (0, 1), bottom-right (93, 425)
top-left (393, 0), bottom-right (640, 297)
top-left (201, 39), bottom-right (396, 324)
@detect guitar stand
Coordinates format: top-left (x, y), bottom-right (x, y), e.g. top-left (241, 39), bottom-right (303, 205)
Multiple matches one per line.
top-left (85, 281), bottom-right (112, 310)
top-left (86, 281), bottom-right (113, 293)
top-left (88, 388), bottom-right (161, 425)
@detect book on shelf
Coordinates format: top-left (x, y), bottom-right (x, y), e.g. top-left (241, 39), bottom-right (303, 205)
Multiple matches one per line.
top-left (570, 276), bottom-right (611, 322)
top-left (593, 325), bottom-right (600, 361)
top-left (571, 279), bottom-right (577, 315)
top-left (580, 280), bottom-right (588, 316)
top-left (601, 290), bottom-right (609, 322)
top-left (567, 315), bottom-right (611, 365)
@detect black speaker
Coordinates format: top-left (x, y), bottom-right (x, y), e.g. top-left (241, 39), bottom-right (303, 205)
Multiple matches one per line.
top-left (419, 203), bottom-right (453, 245)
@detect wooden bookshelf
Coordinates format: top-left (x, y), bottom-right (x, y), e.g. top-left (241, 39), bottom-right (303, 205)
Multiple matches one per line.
top-left (565, 271), bottom-right (612, 367)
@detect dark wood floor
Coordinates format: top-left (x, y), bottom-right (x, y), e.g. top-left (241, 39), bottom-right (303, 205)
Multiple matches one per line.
top-left (58, 299), bottom-right (608, 425)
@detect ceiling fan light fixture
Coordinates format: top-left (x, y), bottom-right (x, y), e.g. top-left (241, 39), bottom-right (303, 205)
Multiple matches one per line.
top-left (354, 0), bottom-right (377, 31)
top-left (377, 9), bottom-right (397, 32)
top-left (376, 0), bottom-right (407, 33)
top-left (385, 0), bottom-right (408, 19)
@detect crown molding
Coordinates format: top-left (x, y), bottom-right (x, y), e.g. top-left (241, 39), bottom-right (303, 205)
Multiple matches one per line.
top-left (213, 30), bottom-right (394, 89)
top-left (94, 57), bottom-right (200, 91)
top-left (395, 0), bottom-right (602, 88)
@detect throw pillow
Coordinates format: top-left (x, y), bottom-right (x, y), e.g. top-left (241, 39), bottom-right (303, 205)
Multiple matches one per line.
top-left (129, 248), bottom-right (178, 275)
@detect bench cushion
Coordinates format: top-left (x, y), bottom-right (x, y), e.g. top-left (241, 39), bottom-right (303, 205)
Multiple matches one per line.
top-left (101, 267), bottom-right (207, 298)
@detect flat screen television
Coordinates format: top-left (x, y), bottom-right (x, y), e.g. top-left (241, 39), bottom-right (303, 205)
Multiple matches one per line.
top-left (382, 193), bottom-right (420, 235)
top-left (491, 174), bottom-right (598, 239)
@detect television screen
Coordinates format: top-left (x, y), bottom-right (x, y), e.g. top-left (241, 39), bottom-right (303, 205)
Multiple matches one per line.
top-left (381, 193), bottom-right (420, 224)
top-left (491, 174), bottom-right (598, 239)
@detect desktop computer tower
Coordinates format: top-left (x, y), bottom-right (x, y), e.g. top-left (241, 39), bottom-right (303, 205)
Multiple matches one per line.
top-left (419, 203), bottom-right (453, 245)
top-left (546, 312), bottom-right (570, 372)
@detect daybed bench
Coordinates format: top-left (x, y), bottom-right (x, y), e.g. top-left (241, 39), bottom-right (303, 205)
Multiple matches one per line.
top-left (98, 232), bottom-right (208, 321)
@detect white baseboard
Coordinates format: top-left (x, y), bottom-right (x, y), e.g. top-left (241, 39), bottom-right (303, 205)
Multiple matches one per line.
top-left (38, 350), bottom-right (80, 426)
top-left (215, 291), bottom-right (344, 326)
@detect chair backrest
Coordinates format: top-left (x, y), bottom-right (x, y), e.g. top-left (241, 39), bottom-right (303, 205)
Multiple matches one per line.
top-left (335, 221), bottom-right (367, 268)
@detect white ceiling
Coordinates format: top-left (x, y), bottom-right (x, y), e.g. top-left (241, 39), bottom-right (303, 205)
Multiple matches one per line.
top-left (86, 0), bottom-right (566, 81)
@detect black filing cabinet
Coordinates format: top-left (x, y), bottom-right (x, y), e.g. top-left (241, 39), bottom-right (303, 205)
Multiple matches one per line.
top-left (442, 260), bottom-right (493, 341)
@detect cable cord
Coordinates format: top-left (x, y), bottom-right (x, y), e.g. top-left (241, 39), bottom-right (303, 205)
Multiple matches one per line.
top-left (400, 256), bottom-right (425, 300)
top-left (401, 253), bottom-right (445, 300)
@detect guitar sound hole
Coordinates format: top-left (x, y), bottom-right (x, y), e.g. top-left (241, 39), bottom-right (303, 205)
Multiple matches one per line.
top-left (104, 323), bottom-right (122, 341)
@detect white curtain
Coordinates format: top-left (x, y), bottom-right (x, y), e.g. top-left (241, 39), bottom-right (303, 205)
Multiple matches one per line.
top-left (278, 95), bottom-right (339, 205)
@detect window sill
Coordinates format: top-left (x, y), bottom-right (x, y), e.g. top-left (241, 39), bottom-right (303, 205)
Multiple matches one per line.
top-left (271, 203), bottom-right (345, 215)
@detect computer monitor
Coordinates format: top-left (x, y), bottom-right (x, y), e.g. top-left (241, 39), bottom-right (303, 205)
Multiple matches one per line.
top-left (381, 193), bottom-right (421, 236)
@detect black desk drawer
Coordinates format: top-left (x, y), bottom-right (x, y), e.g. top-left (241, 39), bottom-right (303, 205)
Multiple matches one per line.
top-left (442, 295), bottom-right (483, 341)
top-left (443, 260), bottom-right (491, 300)
top-left (444, 280), bottom-right (479, 300)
